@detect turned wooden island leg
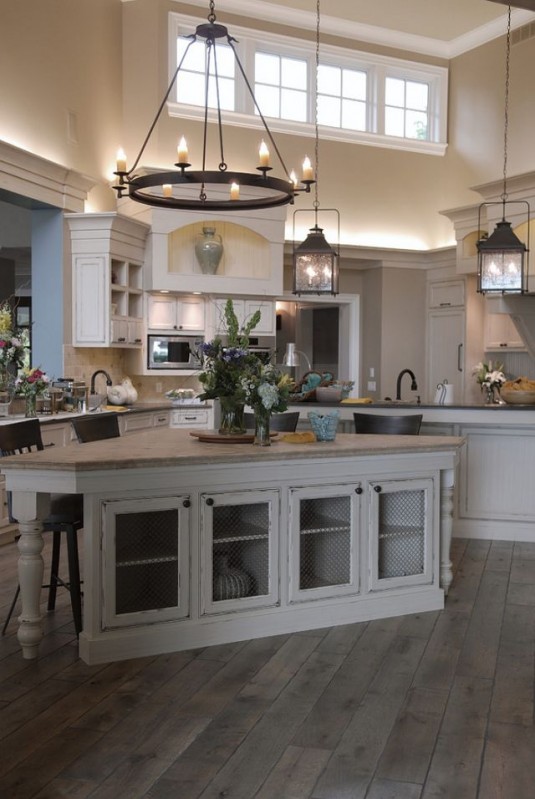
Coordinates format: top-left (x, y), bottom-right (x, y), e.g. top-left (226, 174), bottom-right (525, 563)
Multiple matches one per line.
top-left (12, 492), bottom-right (51, 659)
top-left (440, 468), bottom-right (455, 596)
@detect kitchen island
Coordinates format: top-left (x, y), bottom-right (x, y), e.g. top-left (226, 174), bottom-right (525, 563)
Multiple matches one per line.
top-left (1, 429), bottom-right (462, 664)
top-left (291, 401), bottom-right (535, 544)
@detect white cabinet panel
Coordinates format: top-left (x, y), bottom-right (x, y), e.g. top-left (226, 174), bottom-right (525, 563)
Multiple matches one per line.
top-left (427, 308), bottom-right (465, 404)
top-left (148, 295), bottom-right (205, 332)
top-left (429, 280), bottom-right (465, 308)
top-left (484, 312), bottom-right (525, 350)
top-left (213, 298), bottom-right (275, 336)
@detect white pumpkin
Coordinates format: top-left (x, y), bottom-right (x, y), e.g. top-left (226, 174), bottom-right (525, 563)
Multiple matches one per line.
top-left (107, 384), bottom-right (128, 405)
top-left (121, 377), bottom-right (138, 404)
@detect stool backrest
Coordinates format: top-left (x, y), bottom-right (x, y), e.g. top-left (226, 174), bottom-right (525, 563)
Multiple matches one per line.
top-left (0, 418), bottom-right (44, 455)
top-left (353, 412), bottom-right (422, 435)
top-left (72, 413), bottom-right (121, 443)
top-left (243, 411), bottom-right (300, 432)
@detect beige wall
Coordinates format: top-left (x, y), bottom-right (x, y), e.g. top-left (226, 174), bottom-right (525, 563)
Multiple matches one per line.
top-left (2, 1), bottom-right (534, 246)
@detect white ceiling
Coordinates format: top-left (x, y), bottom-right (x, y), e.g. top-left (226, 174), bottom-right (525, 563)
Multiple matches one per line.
top-left (182, 0), bottom-right (535, 57)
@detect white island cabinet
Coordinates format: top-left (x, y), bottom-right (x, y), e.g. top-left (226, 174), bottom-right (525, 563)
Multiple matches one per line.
top-left (0, 431), bottom-right (461, 665)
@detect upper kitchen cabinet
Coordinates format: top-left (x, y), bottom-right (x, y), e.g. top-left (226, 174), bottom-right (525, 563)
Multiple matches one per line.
top-left (147, 294), bottom-right (205, 332)
top-left (212, 297), bottom-right (276, 336)
top-left (428, 279), bottom-right (465, 309)
top-left (484, 307), bottom-right (525, 351)
top-left (67, 213), bottom-right (150, 348)
top-left (146, 207), bottom-right (285, 296)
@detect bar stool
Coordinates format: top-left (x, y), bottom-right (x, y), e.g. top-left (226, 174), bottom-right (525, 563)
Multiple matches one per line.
top-left (353, 412), bottom-right (423, 435)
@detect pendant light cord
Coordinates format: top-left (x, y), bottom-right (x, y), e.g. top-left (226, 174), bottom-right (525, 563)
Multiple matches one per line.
top-left (502, 4), bottom-right (511, 207)
top-left (314, 0), bottom-right (320, 225)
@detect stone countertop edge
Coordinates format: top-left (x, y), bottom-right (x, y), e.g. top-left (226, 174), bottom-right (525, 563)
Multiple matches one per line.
top-left (290, 401), bottom-right (535, 410)
top-left (2, 401), bottom-right (210, 426)
top-left (0, 430), bottom-right (465, 472)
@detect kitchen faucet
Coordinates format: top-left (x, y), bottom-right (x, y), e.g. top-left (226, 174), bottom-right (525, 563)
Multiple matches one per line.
top-left (396, 369), bottom-right (418, 401)
top-left (90, 369), bottom-right (112, 394)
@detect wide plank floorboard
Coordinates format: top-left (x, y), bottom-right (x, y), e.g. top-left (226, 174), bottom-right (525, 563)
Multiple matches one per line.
top-left (1, 536), bottom-right (534, 798)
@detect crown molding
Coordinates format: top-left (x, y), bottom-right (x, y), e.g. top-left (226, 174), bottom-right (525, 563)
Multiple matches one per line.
top-left (172, 1), bottom-right (535, 58)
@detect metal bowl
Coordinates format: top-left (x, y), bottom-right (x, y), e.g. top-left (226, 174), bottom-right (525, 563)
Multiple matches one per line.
top-left (500, 388), bottom-right (535, 405)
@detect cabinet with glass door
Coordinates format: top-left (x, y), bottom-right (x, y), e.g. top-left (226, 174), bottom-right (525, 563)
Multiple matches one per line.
top-left (101, 495), bottom-right (190, 629)
top-left (288, 483), bottom-right (361, 602)
top-left (201, 489), bottom-right (279, 614)
top-left (368, 476), bottom-right (435, 591)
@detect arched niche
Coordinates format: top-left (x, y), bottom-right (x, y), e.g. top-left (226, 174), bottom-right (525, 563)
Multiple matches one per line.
top-left (168, 220), bottom-right (271, 279)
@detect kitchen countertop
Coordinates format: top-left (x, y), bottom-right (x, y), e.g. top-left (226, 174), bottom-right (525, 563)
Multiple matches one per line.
top-left (0, 429), bottom-right (463, 473)
top-left (0, 401), bottom-right (211, 426)
top-left (290, 400), bottom-right (535, 410)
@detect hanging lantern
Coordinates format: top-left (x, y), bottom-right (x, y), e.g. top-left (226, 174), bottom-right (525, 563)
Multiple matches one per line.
top-left (293, 223), bottom-right (339, 295)
top-left (477, 212), bottom-right (528, 294)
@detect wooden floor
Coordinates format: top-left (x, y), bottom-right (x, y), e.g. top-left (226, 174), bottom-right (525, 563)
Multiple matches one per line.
top-left (1, 536), bottom-right (534, 799)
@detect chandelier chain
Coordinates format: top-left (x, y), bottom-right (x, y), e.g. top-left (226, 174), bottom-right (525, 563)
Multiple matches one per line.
top-left (502, 4), bottom-right (511, 203)
top-left (208, 0), bottom-right (216, 23)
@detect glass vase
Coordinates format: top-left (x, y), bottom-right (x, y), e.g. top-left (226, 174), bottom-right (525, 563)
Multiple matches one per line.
top-left (253, 407), bottom-right (271, 447)
top-left (25, 393), bottom-right (37, 418)
top-left (218, 396), bottom-right (246, 435)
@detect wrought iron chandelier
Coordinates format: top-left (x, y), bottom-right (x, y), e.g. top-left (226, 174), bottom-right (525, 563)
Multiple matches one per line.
top-left (113, 0), bottom-right (314, 212)
top-left (477, 4), bottom-right (530, 294)
top-left (292, 0), bottom-right (339, 296)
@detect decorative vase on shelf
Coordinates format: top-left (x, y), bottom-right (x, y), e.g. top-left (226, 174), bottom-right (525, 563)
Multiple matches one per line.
top-left (24, 393), bottom-right (37, 418)
top-left (218, 396), bottom-right (246, 435)
top-left (212, 553), bottom-right (252, 601)
top-left (195, 226), bottom-right (223, 275)
top-left (253, 406), bottom-right (271, 447)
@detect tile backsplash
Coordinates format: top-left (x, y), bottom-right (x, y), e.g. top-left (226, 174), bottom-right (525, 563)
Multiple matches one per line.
top-left (62, 346), bottom-right (202, 401)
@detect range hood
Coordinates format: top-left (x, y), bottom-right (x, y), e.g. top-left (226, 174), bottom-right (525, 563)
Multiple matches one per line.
top-left (487, 295), bottom-right (535, 358)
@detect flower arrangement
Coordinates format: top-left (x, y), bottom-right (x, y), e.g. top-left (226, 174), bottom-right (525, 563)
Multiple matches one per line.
top-left (15, 367), bottom-right (50, 397)
top-left (472, 360), bottom-right (506, 389)
top-left (197, 299), bottom-right (262, 402)
top-left (0, 301), bottom-right (26, 377)
top-left (240, 362), bottom-right (294, 415)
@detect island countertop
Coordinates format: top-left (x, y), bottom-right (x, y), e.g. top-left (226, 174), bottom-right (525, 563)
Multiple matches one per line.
top-left (0, 429), bottom-right (464, 473)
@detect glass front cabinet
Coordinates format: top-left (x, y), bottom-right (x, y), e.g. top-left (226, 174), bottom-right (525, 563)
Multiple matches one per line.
top-left (201, 489), bottom-right (280, 614)
top-left (289, 484), bottom-right (362, 602)
top-left (368, 477), bottom-right (435, 590)
top-left (101, 495), bottom-right (190, 629)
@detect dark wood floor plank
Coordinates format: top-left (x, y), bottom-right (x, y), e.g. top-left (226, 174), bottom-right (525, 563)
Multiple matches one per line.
top-left (412, 608), bottom-right (469, 692)
top-left (0, 727), bottom-right (102, 799)
top-left (366, 778), bottom-right (423, 799)
top-left (421, 675), bottom-right (493, 799)
top-left (312, 636), bottom-right (427, 799)
top-left (254, 745), bottom-right (332, 799)
top-left (455, 569), bottom-right (508, 679)
top-left (485, 540), bottom-right (513, 572)
top-left (375, 687), bottom-right (449, 783)
top-left (479, 721), bottom-right (535, 799)
top-left (146, 633), bottom-right (322, 798)
top-left (291, 618), bottom-right (409, 750)
top-left (197, 649), bottom-right (344, 799)
top-left (490, 602), bottom-right (535, 725)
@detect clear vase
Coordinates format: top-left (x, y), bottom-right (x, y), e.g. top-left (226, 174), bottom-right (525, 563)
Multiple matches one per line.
top-left (25, 393), bottom-right (37, 418)
top-left (218, 396), bottom-right (246, 435)
top-left (253, 407), bottom-right (271, 447)
top-left (194, 226), bottom-right (224, 275)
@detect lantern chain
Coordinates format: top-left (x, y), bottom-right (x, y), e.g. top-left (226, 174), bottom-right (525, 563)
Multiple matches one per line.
top-left (502, 4), bottom-right (511, 203)
top-left (313, 0), bottom-right (320, 215)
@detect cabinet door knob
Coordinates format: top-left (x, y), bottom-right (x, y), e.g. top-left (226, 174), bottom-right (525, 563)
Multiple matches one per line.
top-left (206, 497), bottom-right (214, 506)
top-left (355, 486), bottom-right (363, 494)
top-left (183, 499), bottom-right (191, 508)
top-left (374, 485), bottom-right (382, 493)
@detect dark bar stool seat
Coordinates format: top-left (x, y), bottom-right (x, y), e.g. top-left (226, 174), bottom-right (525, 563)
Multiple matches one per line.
top-left (353, 412), bottom-right (423, 435)
top-left (71, 413), bottom-right (120, 442)
top-left (243, 411), bottom-right (300, 432)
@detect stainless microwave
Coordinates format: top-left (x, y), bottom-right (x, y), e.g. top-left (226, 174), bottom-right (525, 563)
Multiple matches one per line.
top-left (147, 334), bottom-right (203, 370)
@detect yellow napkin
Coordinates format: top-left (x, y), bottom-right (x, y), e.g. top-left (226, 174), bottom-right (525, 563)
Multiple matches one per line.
top-left (280, 431), bottom-right (317, 443)
top-left (341, 397), bottom-right (373, 404)
top-left (103, 405), bottom-right (130, 412)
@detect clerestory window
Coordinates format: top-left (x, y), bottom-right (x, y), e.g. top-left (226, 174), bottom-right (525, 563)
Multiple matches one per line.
top-left (169, 13), bottom-right (448, 156)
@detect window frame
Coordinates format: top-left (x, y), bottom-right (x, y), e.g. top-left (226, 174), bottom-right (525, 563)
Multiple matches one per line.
top-left (168, 12), bottom-right (448, 156)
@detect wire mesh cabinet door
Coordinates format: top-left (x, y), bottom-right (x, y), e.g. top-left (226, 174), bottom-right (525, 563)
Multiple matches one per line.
top-left (201, 489), bottom-right (280, 614)
top-left (368, 477), bottom-right (436, 591)
top-left (101, 495), bottom-right (190, 629)
top-left (288, 483), bottom-right (361, 602)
